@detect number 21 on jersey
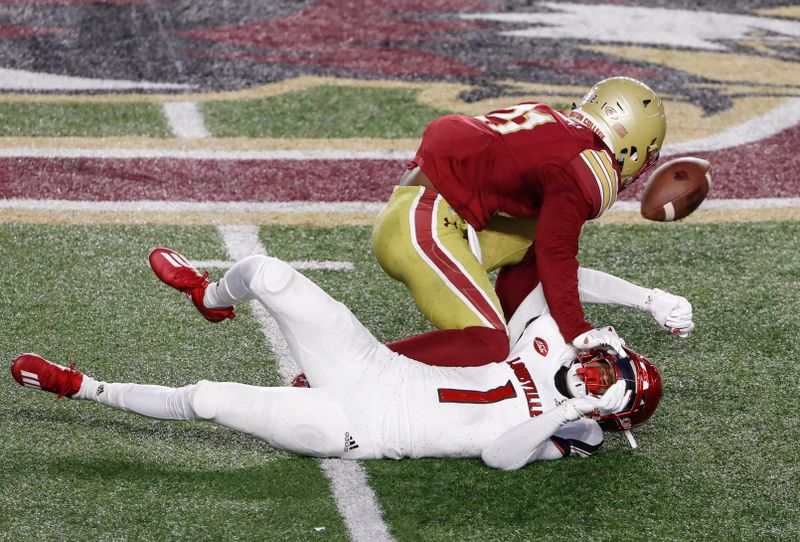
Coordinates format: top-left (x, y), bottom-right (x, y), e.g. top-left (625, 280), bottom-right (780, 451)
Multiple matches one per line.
top-left (475, 103), bottom-right (555, 135)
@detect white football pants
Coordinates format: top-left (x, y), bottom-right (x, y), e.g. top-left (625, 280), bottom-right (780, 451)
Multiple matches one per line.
top-left (80, 255), bottom-right (394, 458)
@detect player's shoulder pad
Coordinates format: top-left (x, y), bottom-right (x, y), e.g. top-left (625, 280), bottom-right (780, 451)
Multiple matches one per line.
top-left (569, 148), bottom-right (620, 218)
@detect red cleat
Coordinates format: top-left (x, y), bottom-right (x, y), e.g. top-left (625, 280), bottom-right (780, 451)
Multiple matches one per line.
top-left (11, 353), bottom-right (84, 399)
top-left (149, 248), bottom-right (235, 323)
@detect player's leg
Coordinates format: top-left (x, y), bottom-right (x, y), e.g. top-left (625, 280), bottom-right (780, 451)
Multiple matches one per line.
top-left (476, 215), bottom-right (537, 272)
top-left (372, 186), bottom-right (509, 364)
top-left (11, 354), bottom-right (354, 458)
top-left (191, 381), bottom-right (354, 457)
top-left (204, 254), bottom-right (387, 387)
top-left (151, 249), bottom-right (388, 387)
top-left (12, 353), bottom-right (203, 419)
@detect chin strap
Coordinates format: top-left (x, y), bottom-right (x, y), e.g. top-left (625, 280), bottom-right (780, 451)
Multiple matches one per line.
top-left (623, 429), bottom-right (638, 449)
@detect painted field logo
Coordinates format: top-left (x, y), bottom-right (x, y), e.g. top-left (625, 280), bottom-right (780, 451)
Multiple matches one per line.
top-left (533, 337), bottom-right (548, 357)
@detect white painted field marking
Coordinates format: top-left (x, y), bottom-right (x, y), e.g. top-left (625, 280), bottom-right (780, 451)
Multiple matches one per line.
top-left (662, 97), bottom-right (800, 156)
top-left (0, 198), bottom-right (386, 214)
top-left (191, 259), bottom-right (355, 272)
top-left (610, 198), bottom-right (800, 212)
top-left (0, 67), bottom-right (194, 91)
top-left (216, 225), bottom-right (393, 542)
top-left (162, 102), bottom-right (210, 139)
top-left (2, 197), bottom-right (799, 215)
top-left (0, 147), bottom-right (411, 161)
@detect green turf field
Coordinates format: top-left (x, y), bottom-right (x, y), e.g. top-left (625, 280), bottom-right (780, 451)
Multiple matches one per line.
top-left (1, 222), bottom-right (797, 541)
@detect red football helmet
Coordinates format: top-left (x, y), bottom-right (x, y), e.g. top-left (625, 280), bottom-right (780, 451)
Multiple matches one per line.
top-left (569, 347), bottom-right (663, 431)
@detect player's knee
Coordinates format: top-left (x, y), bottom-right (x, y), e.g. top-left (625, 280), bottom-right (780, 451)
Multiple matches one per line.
top-left (249, 256), bottom-right (294, 294)
top-left (271, 396), bottom-right (348, 457)
top-left (190, 380), bottom-right (219, 420)
top-left (284, 423), bottom-right (343, 457)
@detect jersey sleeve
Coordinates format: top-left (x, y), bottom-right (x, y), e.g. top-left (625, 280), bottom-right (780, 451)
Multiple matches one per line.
top-left (569, 148), bottom-right (620, 219)
top-left (481, 407), bottom-right (603, 470)
top-left (577, 267), bottom-right (652, 310)
top-left (534, 165), bottom-right (594, 342)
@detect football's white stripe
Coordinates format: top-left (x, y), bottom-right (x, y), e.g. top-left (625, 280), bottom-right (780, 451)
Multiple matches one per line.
top-left (22, 377), bottom-right (41, 387)
top-left (663, 202), bottom-right (676, 221)
top-left (216, 225), bottom-right (392, 542)
top-left (20, 370), bottom-right (39, 380)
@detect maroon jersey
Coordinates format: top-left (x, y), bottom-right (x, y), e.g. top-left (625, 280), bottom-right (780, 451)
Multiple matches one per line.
top-left (410, 102), bottom-right (622, 341)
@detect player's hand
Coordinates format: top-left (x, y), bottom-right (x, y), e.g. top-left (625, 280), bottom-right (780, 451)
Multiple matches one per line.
top-left (562, 381), bottom-right (631, 422)
top-left (572, 326), bottom-right (625, 355)
top-left (648, 288), bottom-right (694, 338)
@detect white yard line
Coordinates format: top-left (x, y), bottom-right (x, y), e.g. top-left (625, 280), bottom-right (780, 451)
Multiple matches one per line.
top-left (191, 259), bottom-right (355, 271)
top-left (0, 147), bottom-right (411, 161)
top-left (216, 225), bottom-right (394, 542)
top-left (0, 67), bottom-right (194, 91)
top-left (2, 197), bottom-right (798, 214)
top-left (162, 101), bottom-right (210, 139)
top-left (0, 198), bottom-right (386, 214)
top-left (610, 197), bottom-right (800, 212)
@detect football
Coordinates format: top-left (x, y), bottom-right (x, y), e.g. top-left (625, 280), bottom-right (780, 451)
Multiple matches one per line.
top-left (640, 157), bottom-right (712, 221)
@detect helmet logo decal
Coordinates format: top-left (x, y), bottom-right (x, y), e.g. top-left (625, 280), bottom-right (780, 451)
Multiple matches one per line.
top-left (533, 337), bottom-right (548, 356)
top-left (603, 105), bottom-right (618, 120)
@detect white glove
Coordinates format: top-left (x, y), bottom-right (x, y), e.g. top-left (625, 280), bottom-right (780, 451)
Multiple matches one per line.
top-left (562, 380), bottom-right (631, 422)
top-left (572, 326), bottom-right (625, 355)
top-left (647, 288), bottom-right (694, 338)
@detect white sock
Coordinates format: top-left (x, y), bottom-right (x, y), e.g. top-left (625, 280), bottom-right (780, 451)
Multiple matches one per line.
top-left (74, 375), bottom-right (101, 400)
top-left (76, 376), bottom-right (199, 421)
top-left (203, 255), bottom-right (265, 308)
top-left (203, 280), bottom-right (234, 309)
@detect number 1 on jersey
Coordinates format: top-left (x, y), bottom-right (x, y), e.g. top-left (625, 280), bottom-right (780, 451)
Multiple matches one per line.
top-left (438, 380), bottom-right (517, 404)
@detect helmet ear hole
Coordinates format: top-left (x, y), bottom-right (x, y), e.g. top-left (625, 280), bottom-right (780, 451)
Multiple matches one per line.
top-left (629, 146), bottom-right (639, 162)
top-left (643, 98), bottom-right (652, 108)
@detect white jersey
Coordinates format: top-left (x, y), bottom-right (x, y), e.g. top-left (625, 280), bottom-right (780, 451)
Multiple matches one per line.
top-left (332, 313), bottom-right (597, 460)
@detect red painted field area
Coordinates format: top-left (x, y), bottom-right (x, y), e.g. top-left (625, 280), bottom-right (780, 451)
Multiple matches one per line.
top-left (2, 123), bottom-right (798, 203)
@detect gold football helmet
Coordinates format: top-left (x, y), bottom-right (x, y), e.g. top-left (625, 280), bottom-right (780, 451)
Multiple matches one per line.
top-left (571, 77), bottom-right (667, 187)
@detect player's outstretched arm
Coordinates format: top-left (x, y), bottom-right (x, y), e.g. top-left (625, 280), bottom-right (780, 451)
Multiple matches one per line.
top-left (577, 268), bottom-right (695, 337)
